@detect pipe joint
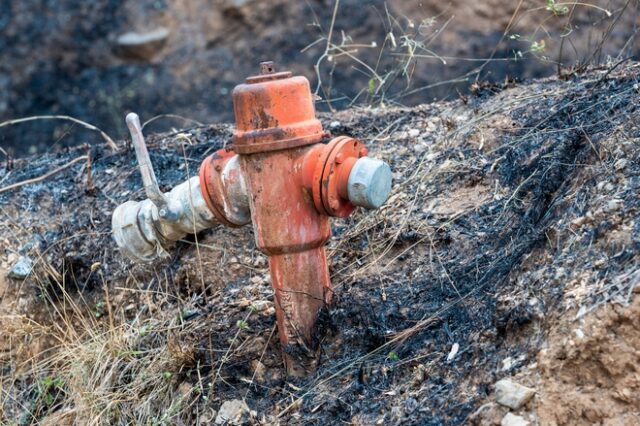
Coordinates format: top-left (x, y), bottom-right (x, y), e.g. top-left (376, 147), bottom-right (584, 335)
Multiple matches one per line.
top-left (112, 115), bottom-right (250, 262)
top-left (306, 136), bottom-right (392, 218)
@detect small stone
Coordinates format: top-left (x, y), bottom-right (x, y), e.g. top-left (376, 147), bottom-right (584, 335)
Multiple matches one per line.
top-left (249, 276), bottom-right (264, 285)
top-left (250, 300), bottom-right (272, 312)
top-left (495, 379), bottom-right (536, 409)
top-left (408, 128), bottom-right (421, 138)
top-left (614, 158), bottom-right (628, 171)
top-left (501, 357), bottom-right (514, 371)
top-left (329, 121), bottom-right (341, 129)
top-left (228, 0), bottom-right (250, 7)
top-left (446, 342), bottom-right (459, 362)
top-left (116, 27), bottom-right (170, 61)
top-left (250, 360), bottom-right (267, 383)
top-left (8, 256), bottom-right (33, 280)
top-left (605, 199), bottom-right (623, 212)
top-left (410, 364), bottom-right (426, 387)
top-left (570, 216), bottom-right (586, 230)
top-left (413, 144), bottom-right (427, 154)
top-left (215, 399), bottom-right (250, 425)
top-left (501, 413), bottom-right (529, 426)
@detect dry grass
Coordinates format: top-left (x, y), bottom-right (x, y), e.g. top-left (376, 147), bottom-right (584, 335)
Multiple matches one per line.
top-left (1, 2), bottom-right (639, 424)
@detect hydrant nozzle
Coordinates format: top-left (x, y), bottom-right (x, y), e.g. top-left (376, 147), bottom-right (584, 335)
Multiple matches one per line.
top-left (112, 62), bottom-right (392, 376)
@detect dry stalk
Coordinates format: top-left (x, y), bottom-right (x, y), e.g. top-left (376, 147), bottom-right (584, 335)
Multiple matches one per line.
top-left (0, 155), bottom-right (88, 195)
top-left (0, 115), bottom-right (118, 152)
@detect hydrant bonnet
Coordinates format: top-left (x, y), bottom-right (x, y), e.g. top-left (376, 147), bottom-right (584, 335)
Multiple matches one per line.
top-left (232, 63), bottom-right (325, 154)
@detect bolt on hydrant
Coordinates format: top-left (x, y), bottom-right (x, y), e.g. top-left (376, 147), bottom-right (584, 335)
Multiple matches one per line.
top-left (112, 62), bottom-right (392, 376)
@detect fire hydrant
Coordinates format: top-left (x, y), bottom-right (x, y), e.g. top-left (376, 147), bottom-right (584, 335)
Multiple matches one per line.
top-left (113, 62), bottom-right (392, 375)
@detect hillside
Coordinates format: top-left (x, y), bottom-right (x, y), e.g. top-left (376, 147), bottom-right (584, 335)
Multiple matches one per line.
top-left (2, 0), bottom-right (637, 155)
top-left (1, 62), bottom-right (639, 425)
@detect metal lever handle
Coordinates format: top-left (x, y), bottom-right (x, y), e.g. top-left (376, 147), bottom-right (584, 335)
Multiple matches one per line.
top-left (125, 112), bottom-right (172, 217)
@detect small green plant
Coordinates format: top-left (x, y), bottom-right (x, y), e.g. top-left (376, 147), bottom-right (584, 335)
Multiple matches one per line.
top-left (387, 351), bottom-right (400, 362)
top-left (162, 372), bottom-right (172, 380)
top-left (367, 78), bottom-right (377, 96)
top-left (530, 40), bottom-right (546, 54)
top-left (94, 301), bottom-right (105, 318)
top-left (37, 376), bottom-right (65, 408)
top-left (546, 0), bottom-right (569, 16)
top-left (236, 319), bottom-right (249, 330)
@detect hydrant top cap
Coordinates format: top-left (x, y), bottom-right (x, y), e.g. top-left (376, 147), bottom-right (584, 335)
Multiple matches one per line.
top-left (232, 62), bottom-right (325, 154)
top-left (246, 61), bottom-right (293, 84)
top-left (246, 71), bottom-right (293, 85)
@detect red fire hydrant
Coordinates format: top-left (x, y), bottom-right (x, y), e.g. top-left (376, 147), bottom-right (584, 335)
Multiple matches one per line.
top-left (113, 62), bottom-right (392, 375)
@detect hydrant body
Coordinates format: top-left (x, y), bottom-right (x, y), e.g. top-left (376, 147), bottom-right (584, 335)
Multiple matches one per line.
top-left (112, 63), bottom-right (392, 376)
top-left (213, 67), bottom-right (334, 374)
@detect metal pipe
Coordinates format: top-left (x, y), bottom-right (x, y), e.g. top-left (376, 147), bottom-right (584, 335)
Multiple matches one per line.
top-left (113, 114), bottom-right (251, 262)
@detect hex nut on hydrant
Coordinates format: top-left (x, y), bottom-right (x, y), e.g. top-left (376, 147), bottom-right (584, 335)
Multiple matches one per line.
top-left (112, 62), bottom-right (393, 376)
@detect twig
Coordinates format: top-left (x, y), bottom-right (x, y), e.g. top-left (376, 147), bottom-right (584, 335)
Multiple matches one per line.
top-left (0, 155), bottom-right (88, 194)
top-left (0, 115), bottom-right (119, 152)
top-left (312, 0), bottom-right (340, 99)
top-left (85, 146), bottom-right (95, 194)
top-left (141, 114), bottom-right (204, 130)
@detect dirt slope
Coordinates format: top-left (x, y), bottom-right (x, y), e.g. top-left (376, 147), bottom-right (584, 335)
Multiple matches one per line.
top-left (1, 0), bottom-right (638, 156)
top-left (1, 62), bottom-right (639, 425)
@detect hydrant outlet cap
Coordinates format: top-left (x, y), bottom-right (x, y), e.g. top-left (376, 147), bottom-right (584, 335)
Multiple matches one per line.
top-left (347, 157), bottom-right (392, 210)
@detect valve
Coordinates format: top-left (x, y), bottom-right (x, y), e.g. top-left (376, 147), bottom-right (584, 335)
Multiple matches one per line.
top-left (112, 113), bottom-right (250, 262)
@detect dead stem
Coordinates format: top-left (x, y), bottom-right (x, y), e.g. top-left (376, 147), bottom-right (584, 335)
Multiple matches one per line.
top-left (0, 155), bottom-right (89, 194)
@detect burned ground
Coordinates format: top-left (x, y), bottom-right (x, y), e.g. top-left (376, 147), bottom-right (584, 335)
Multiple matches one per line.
top-left (2, 0), bottom-right (638, 156)
top-left (1, 63), bottom-right (639, 425)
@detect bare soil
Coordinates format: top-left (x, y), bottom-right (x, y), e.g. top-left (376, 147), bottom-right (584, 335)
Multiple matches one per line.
top-left (536, 295), bottom-right (640, 425)
top-left (1, 0), bottom-right (638, 156)
top-left (1, 62), bottom-right (639, 425)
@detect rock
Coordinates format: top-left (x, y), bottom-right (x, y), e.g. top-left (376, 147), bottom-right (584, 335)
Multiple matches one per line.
top-left (228, 0), bottom-right (250, 6)
top-left (605, 199), bottom-right (623, 213)
top-left (408, 128), bottom-right (421, 138)
top-left (468, 402), bottom-right (507, 426)
top-left (614, 158), bottom-right (628, 171)
top-left (8, 256), bottom-right (33, 279)
top-left (250, 300), bottom-right (272, 312)
top-left (250, 359), bottom-right (267, 383)
top-left (215, 399), bottom-right (250, 425)
top-left (413, 143), bottom-right (427, 154)
top-left (410, 364), bottom-right (426, 388)
top-left (116, 27), bottom-right (170, 61)
top-left (446, 342), bottom-right (460, 362)
top-left (501, 413), bottom-right (529, 426)
top-left (495, 379), bottom-right (536, 409)
top-left (501, 357), bottom-right (514, 371)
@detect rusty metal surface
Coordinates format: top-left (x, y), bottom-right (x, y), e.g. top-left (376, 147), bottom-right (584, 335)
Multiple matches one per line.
top-left (232, 71), bottom-right (325, 154)
top-left (315, 136), bottom-right (368, 218)
top-left (199, 149), bottom-right (251, 227)
top-left (240, 146), bottom-right (332, 375)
